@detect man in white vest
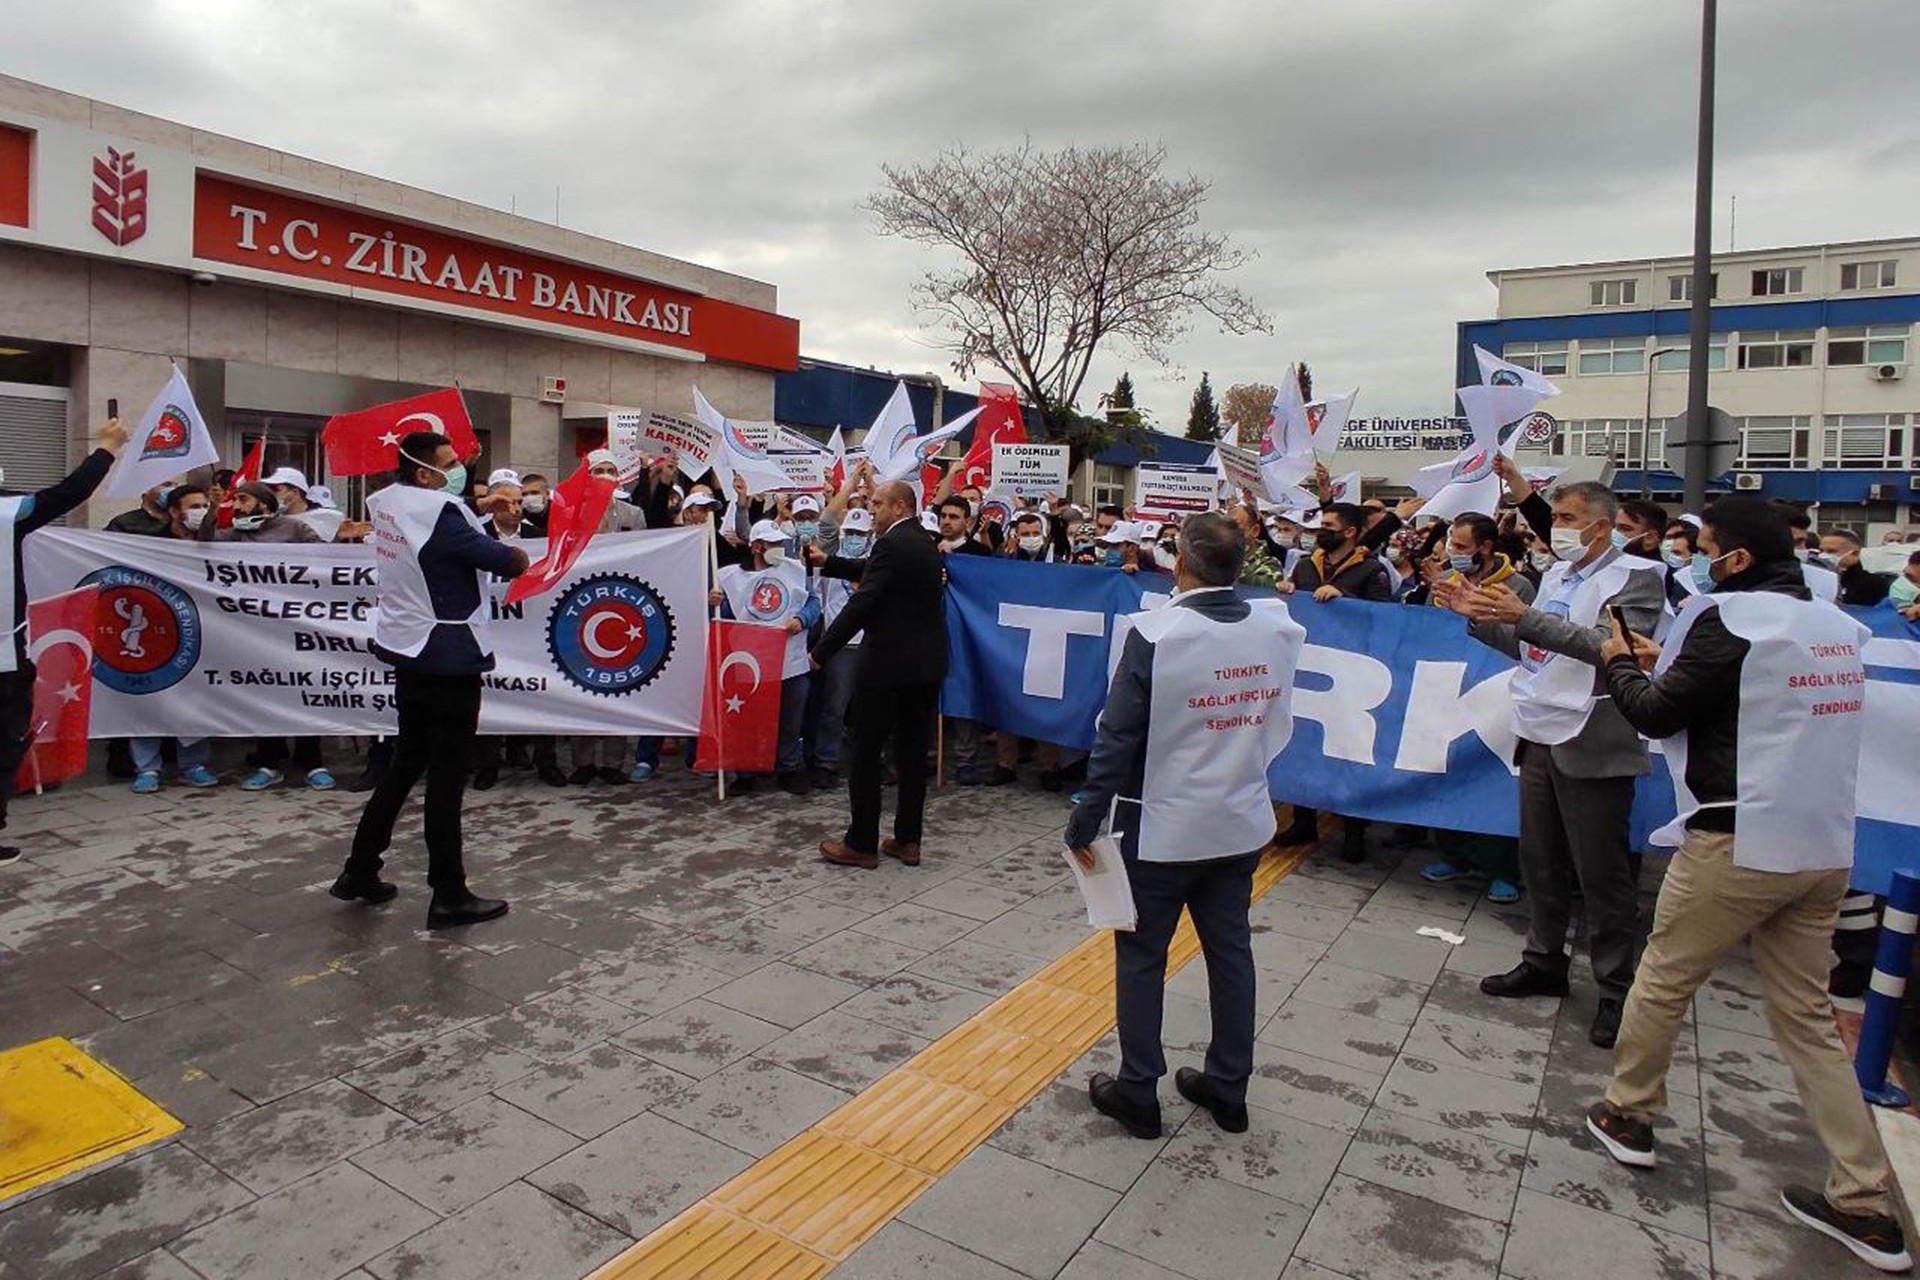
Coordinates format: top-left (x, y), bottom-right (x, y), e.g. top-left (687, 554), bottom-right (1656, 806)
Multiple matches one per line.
top-left (1068, 512), bottom-right (1306, 1140)
top-left (1447, 467), bottom-right (1666, 1049)
top-left (1584, 496), bottom-right (1907, 1274)
top-left (333, 431), bottom-right (530, 929)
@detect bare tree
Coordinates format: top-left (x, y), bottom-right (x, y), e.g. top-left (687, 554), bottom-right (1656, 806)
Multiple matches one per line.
top-left (1222, 381), bottom-right (1278, 447)
top-left (866, 142), bottom-right (1269, 443)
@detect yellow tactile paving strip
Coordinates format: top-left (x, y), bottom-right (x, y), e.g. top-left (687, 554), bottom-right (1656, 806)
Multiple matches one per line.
top-left (0, 1036), bottom-right (184, 1201)
top-left (590, 839), bottom-right (1310, 1280)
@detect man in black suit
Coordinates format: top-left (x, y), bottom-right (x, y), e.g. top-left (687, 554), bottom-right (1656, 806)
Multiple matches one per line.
top-left (808, 480), bottom-right (948, 870)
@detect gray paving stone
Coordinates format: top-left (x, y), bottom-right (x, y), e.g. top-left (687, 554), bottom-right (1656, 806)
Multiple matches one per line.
top-left (986, 1078), bottom-right (1174, 1192)
top-left (961, 908), bottom-right (1091, 961)
top-left (181, 1078), bottom-right (413, 1196)
top-left (901, 1145), bottom-right (1121, 1279)
top-left (1056, 1241), bottom-right (1194, 1280)
top-left (1339, 1108), bottom-right (1525, 1222)
top-left (909, 875), bottom-right (1036, 922)
top-left (350, 1093), bottom-right (577, 1214)
top-left (1702, 1118), bottom-right (1834, 1221)
top-left (907, 937), bottom-right (1048, 996)
top-left (0, 1146), bottom-right (254, 1280)
top-left (1420, 970), bottom-right (1560, 1033)
top-left (1093, 1162), bottom-right (1310, 1280)
top-left (469, 985), bottom-right (644, 1064)
top-left (1168, 953), bottom-right (1299, 1016)
top-left (838, 973), bottom-right (996, 1039)
top-left (1248, 927), bottom-right (1331, 979)
top-left (342, 1026), bottom-right (540, 1121)
top-left (1321, 927), bottom-right (1450, 984)
top-left (1696, 1024), bottom-right (1800, 1097)
top-left (364, 1180), bottom-right (630, 1280)
top-left (650, 1056), bottom-right (851, 1157)
top-left (614, 996), bottom-right (787, 1078)
top-left (572, 948), bottom-right (733, 1016)
top-left (1400, 1009), bottom-right (1551, 1086)
top-left (753, 1008), bottom-right (930, 1090)
top-left (733, 896), bottom-right (873, 946)
top-left (786, 930), bottom-right (931, 985)
top-left (851, 901), bottom-right (981, 951)
top-left (1291, 961), bottom-right (1431, 1026)
top-left (1159, 1100), bottom-right (1351, 1208)
top-left (705, 960), bottom-right (865, 1028)
top-left (1294, 1174), bottom-right (1506, 1280)
top-left (1708, 1201), bottom-right (1846, 1280)
top-left (440, 939), bottom-right (605, 1003)
top-left (671, 918), bottom-right (811, 978)
top-left (835, 1221), bottom-right (1027, 1280)
top-left (1375, 1054), bottom-right (1542, 1150)
top-left (168, 1162), bottom-right (436, 1280)
top-left (494, 1041), bottom-right (696, 1138)
top-left (67, 949), bottom-right (260, 1019)
top-left (1260, 997), bottom-right (1410, 1073)
top-left (1244, 1044), bottom-right (1384, 1135)
top-left (97, 1250), bottom-right (203, 1280)
top-left (1268, 873), bottom-right (1373, 913)
top-left (1500, 1186), bottom-right (1710, 1280)
top-left (1248, 894), bottom-right (1358, 943)
top-left (529, 1112), bottom-right (754, 1238)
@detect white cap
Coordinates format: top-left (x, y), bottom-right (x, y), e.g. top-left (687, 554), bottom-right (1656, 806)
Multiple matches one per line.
top-left (262, 466), bottom-right (309, 493)
top-left (919, 510), bottom-right (940, 531)
top-left (1099, 521), bottom-right (1136, 545)
top-left (792, 494), bottom-right (822, 515)
top-left (682, 491), bottom-right (718, 508)
top-left (306, 484), bottom-right (337, 509)
top-left (486, 467), bottom-right (522, 488)
top-left (1680, 512), bottom-right (1703, 529)
top-left (586, 448), bottom-right (618, 471)
top-left (841, 508), bottom-right (874, 533)
top-left (748, 518), bottom-right (786, 545)
top-left (1135, 520), bottom-right (1162, 541)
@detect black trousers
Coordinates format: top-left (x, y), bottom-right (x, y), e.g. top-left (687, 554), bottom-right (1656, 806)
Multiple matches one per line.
top-left (0, 663), bottom-right (36, 831)
top-left (843, 681), bottom-right (938, 854)
top-left (1115, 848), bottom-right (1261, 1108)
top-left (1517, 740), bottom-right (1640, 1001)
top-left (345, 669), bottom-right (481, 891)
top-left (250, 735), bottom-right (324, 771)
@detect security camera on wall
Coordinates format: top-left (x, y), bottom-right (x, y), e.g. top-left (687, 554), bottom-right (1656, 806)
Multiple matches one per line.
top-left (187, 271), bottom-right (218, 288)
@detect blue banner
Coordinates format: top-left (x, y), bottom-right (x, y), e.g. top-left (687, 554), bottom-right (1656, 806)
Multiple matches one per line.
top-left (941, 557), bottom-right (1920, 895)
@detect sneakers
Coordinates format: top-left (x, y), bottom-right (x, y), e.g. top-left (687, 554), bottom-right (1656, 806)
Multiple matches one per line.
top-left (132, 770), bottom-right (161, 795)
top-left (1420, 860), bottom-right (1471, 884)
top-left (240, 767), bottom-right (283, 792)
top-left (1486, 879), bottom-right (1522, 905)
top-left (1585, 1102), bottom-right (1655, 1169)
top-left (1780, 1185), bottom-right (1913, 1272)
top-left (179, 765), bottom-right (220, 789)
top-left (305, 768), bottom-right (336, 791)
top-left (629, 762), bottom-right (655, 783)
top-left (0, 845), bottom-right (21, 866)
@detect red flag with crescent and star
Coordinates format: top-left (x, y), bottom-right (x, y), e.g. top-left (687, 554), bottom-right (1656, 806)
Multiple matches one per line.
top-left (16, 587), bottom-right (101, 791)
top-left (956, 383), bottom-right (1026, 490)
top-left (503, 462), bottom-right (618, 606)
top-left (697, 620), bottom-right (786, 773)
top-left (321, 387), bottom-right (481, 476)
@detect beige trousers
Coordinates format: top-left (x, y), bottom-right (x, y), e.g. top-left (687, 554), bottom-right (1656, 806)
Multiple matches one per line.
top-left (1607, 829), bottom-right (1895, 1216)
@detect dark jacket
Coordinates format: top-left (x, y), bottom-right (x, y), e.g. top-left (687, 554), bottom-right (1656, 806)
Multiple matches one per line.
top-left (103, 504), bottom-right (170, 537)
top-left (375, 502), bottom-right (527, 675)
top-left (1839, 561), bottom-right (1892, 607)
top-left (813, 519), bottom-right (948, 689)
top-left (1066, 588), bottom-right (1264, 860)
top-left (1289, 546), bottom-right (1392, 601)
top-left (9, 449), bottom-right (115, 666)
top-left (1603, 558), bottom-right (1812, 832)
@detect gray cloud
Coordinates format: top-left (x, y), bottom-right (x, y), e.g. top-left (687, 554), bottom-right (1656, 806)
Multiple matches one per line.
top-left (8, 0), bottom-right (1918, 421)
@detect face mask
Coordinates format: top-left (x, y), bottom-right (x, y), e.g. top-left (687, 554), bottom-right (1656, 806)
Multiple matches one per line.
top-left (1103, 548), bottom-right (1125, 567)
top-left (1660, 539), bottom-right (1686, 567)
top-left (1314, 529), bottom-right (1346, 553)
top-left (522, 494), bottom-right (547, 513)
top-left (1609, 529), bottom-right (1629, 551)
top-left (1018, 535), bottom-right (1046, 554)
top-left (1529, 549), bottom-right (1555, 571)
top-left (182, 506), bottom-right (208, 531)
top-left (1793, 547), bottom-right (1811, 562)
top-left (840, 535), bottom-right (870, 557)
top-left (1549, 526), bottom-right (1591, 561)
top-left (1448, 552), bottom-right (1479, 575)
top-left (441, 464), bottom-right (468, 497)
top-left (232, 513), bottom-right (267, 532)
top-left (762, 545), bottom-right (786, 566)
top-left (1693, 550), bottom-right (1735, 592)
top-left (1154, 546), bottom-right (1180, 570)
top-left (1295, 534), bottom-right (1314, 551)
top-left (1889, 576), bottom-right (1918, 608)
top-left (795, 520), bottom-right (819, 540)
top-left (1386, 547), bottom-right (1406, 565)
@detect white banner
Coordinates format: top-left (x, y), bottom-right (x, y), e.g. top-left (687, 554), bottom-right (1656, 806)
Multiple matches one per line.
top-left (767, 449), bottom-right (827, 492)
top-left (990, 443), bottom-right (1069, 498)
top-left (607, 410), bottom-right (646, 485)
top-left (634, 410), bottom-right (720, 482)
top-left (1134, 462), bottom-right (1221, 520)
top-left (1214, 442), bottom-right (1265, 498)
top-left (24, 527), bottom-right (710, 738)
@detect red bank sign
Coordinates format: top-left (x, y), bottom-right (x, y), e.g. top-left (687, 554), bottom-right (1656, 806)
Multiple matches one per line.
top-left (191, 175), bottom-right (800, 371)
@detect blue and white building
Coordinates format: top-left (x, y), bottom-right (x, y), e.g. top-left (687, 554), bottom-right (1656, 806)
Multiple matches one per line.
top-left (1458, 236), bottom-right (1920, 535)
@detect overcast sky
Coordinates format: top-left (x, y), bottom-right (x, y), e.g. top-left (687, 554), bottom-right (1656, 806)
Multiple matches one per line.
top-left (9, 0), bottom-right (1920, 424)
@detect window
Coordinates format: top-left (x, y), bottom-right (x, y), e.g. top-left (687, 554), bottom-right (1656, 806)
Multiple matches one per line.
top-left (1589, 278), bottom-right (1637, 307)
top-left (1840, 260), bottom-right (1897, 291)
top-left (1652, 338), bottom-right (1729, 372)
top-left (1736, 330), bottom-right (1816, 369)
top-left (1092, 463), bottom-right (1127, 512)
top-left (1735, 416), bottom-right (1812, 469)
top-left (1821, 414), bottom-right (1909, 469)
top-left (1558, 419), bottom-right (1645, 461)
top-left (1827, 325), bottom-right (1909, 367)
top-left (1667, 273), bottom-right (1718, 302)
top-left (1577, 337), bottom-right (1646, 375)
top-left (1500, 341), bottom-right (1569, 376)
top-left (1750, 266), bottom-right (1804, 296)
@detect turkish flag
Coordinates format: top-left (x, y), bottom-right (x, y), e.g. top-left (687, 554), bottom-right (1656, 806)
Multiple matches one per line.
top-left (321, 388), bottom-right (481, 476)
top-left (16, 587), bottom-right (101, 791)
top-left (503, 462), bottom-right (617, 606)
top-left (697, 620), bottom-right (787, 774)
top-left (956, 383), bottom-right (1026, 490)
top-left (217, 434), bottom-right (267, 529)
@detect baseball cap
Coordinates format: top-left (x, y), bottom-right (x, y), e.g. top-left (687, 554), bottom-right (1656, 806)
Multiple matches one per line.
top-left (792, 494), bottom-right (822, 515)
top-left (842, 508), bottom-right (874, 533)
top-left (749, 519), bottom-right (786, 544)
top-left (486, 467), bottom-right (522, 488)
top-left (306, 484), bottom-right (337, 509)
top-left (682, 491), bottom-right (719, 508)
top-left (1099, 521), bottom-right (1136, 545)
top-left (262, 467), bottom-right (309, 493)
top-left (586, 448), bottom-right (618, 471)
top-left (919, 510), bottom-right (940, 531)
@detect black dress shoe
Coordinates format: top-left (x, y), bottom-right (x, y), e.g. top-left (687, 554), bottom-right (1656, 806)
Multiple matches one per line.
top-left (329, 873), bottom-right (398, 904)
top-left (1175, 1067), bottom-right (1249, 1133)
top-left (779, 771), bottom-right (812, 796)
top-left (345, 770), bottom-right (385, 794)
top-left (1038, 769), bottom-right (1064, 793)
top-left (597, 767), bottom-right (628, 786)
top-left (538, 764), bottom-right (567, 787)
top-left (1590, 998), bottom-right (1624, 1049)
top-left (1340, 824), bottom-right (1367, 864)
top-left (1479, 961), bottom-right (1571, 999)
top-left (1088, 1072), bottom-right (1162, 1139)
top-left (472, 767), bottom-right (498, 792)
top-left (568, 766), bottom-right (597, 786)
top-left (426, 892), bottom-right (509, 930)
top-left (1276, 817), bottom-right (1317, 846)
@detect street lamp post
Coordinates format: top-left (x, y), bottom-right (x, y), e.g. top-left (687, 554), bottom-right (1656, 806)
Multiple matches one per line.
top-left (1641, 347), bottom-right (1684, 498)
top-left (1682, 0), bottom-right (1718, 514)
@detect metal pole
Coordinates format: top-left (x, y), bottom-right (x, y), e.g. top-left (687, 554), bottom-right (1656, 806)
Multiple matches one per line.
top-left (1682, 0), bottom-right (1717, 515)
top-left (1640, 359), bottom-right (1656, 499)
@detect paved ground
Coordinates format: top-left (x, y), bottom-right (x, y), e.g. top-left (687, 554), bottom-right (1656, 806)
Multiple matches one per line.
top-left (0, 745), bottom-right (1889, 1279)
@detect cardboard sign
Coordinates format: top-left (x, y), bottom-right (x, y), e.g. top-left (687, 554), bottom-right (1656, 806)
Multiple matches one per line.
top-left (989, 443), bottom-right (1069, 498)
top-left (767, 448), bottom-right (827, 492)
top-left (634, 410), bottom-right (721, 482)
top-left (1214, 442), bottom-right (1265, 498)
top-left (1133, 462), bottom-right (1221, 520)
top-left (607, 410), bottom-right (647, 485)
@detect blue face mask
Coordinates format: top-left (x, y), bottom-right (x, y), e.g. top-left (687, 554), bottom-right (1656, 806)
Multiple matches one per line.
top-left (1691, 550), bottom-right (1733, 592)
top-left (795, 520), bottom-right (820, 541)
top-left (442, 463), bottom-right (468, 497)
top-left (1610, 528), bottom-right (1629, 550)
top-left (840, 534), bottom-right (869, 558)
top-left (1103, 548), bottom-right (1125, 568)
top-left (1448, 552), bottom-right (1479, 575)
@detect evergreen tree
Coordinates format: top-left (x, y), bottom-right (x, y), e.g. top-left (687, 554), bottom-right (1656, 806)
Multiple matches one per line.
top-left (1108, 373), bottom-right (1136, 410)
top-left (1185, 371), bottom-right (1221, 441)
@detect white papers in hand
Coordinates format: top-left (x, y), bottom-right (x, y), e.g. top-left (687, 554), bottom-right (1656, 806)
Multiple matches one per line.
top-left (1063, 835), bottom-right (1136, 931)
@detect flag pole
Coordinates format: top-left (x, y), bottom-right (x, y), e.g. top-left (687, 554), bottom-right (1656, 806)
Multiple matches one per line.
top-left (709, 521), bottom-right (726, 803)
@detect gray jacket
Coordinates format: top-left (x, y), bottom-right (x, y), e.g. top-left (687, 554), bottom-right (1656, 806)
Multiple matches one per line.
top-left (1468, 547), bottom-right (1666, 778)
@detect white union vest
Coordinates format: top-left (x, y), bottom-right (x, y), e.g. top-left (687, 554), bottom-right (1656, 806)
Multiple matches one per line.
top-left (0, 495), bottom-right (23, 674)
top-left (1124, 597), bottom-right (1306, 864)
top-left (1651, 591), bottom-right (1870, 873)
top-left (719, 561), bottom-right (812, 678)
top-left (1509, 554), bottom-right (1644, 745)
top-left (365, 485), bottom-right (493, 660)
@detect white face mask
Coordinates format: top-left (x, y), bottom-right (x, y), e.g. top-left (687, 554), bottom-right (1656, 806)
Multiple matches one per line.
top-left (1529, 549), bottom-right (1555, 571)
top-left (522, 494), bottom-right (548, 513)
top-left (232, 513), bottom-right (267, 532)
top-left (1793, 547), bottom-right (1812, 562)
top-left (762, 545), bottom-right (786, 565)
top-left (1549, 525), bottom-right (1591, 562)
top-left (1017, 534), bottom-right (1046, 554)
top-left (182, 506), bottom-right (208, 531)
